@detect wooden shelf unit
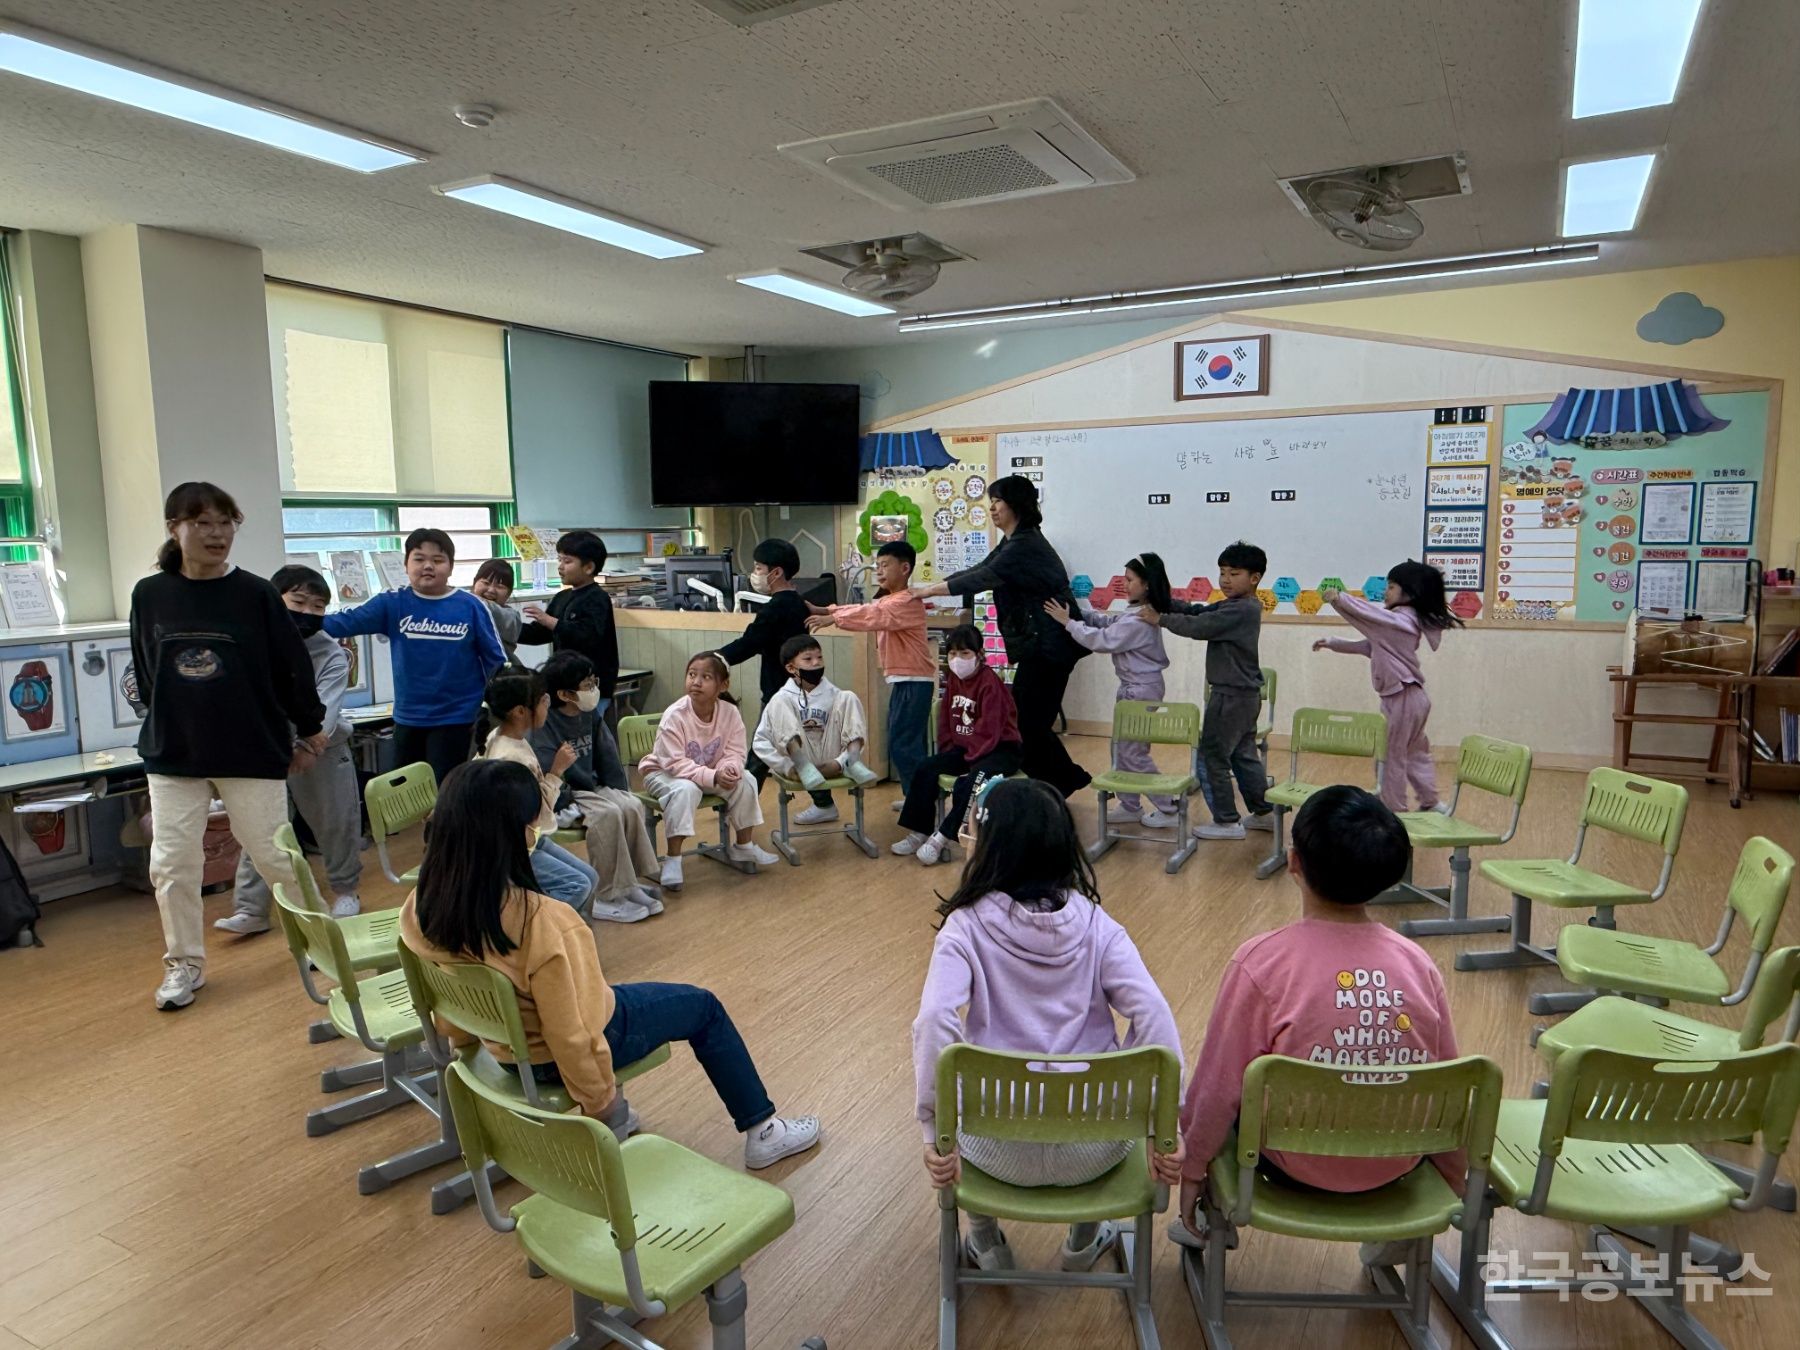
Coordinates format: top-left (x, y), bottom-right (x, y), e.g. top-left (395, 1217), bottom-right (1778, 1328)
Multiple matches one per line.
top-left (1743, 585), bottom-right (1800, 793)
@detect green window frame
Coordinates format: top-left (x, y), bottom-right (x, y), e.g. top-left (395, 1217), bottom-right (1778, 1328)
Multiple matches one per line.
top-left (0, 236), bottom-right (39, 563)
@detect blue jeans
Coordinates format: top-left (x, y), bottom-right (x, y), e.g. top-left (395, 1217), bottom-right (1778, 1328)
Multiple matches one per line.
top-left (887, 679), bottom-right (933, 790)
top-left (532, 837), bottom-right (598, 910)
top-left (532, 982), bottom-right (776, 1133)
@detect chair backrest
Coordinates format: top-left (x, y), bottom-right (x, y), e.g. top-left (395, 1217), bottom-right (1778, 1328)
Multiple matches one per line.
top-left (1726, 836), bottom-right (1795, 955)
top-left (1531, 1042), bottom-right (1800, 1213)
top-left (617, 714), bottom-right (661, 770)
top-left (1286, 707), bottom-right (1388, 770)
top-left (397, 942), bottom-right (536, 1069)
top-left (1578, 767), bottom-right (1688, 855)
top-left (444, 1058), bottom-right (637, 1250)
top-left (934, 1045), bottom-right (1181, 1154)
top-left (365, 761), bottom-right (437, 845)
top-left (272, 882), bottom-right (357, 995)
top-left (1111, 700), bottom-right (1203, 750)
top-left (1260, 666), bottom-right (1277, 716)
top-left (1453, 735), bottom-right (1533, 805)
top-left (1737, 947), bottom-right (1800, 1051)
top-left (272, 822), bottom-right (325, 912)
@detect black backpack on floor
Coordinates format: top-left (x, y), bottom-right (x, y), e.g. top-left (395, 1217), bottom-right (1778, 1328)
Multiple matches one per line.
top-left (0, 835), bottom-right (41, 948)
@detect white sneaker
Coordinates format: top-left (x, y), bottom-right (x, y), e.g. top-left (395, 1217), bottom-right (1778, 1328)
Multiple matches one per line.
top-left (555, 804), bottom-right (583, 829)
top-left (729, 842), bottom-right (781, 867)
top-left (330, 893), bottom-right (361, 918)
top-left (794, 804), bottom-right (839, 825)
top-left (1140, 809), bottom-right (1180, 829)
top-left (916, 833), bottom-right (951, 866)
top-left (1244, 812), bottom-right (1275, 833)
top-left (212, 912), bottom-right (269, 935)
top-left (154, 959), bottom-right (204, 1010)
top-left (589, 897), bottom-right (652, 924)
top-left (744, 1114), bottom-right (822, 1169)
top-left (964, 1228), bottom-right (1016, 1271)
top-left (1060, 1220), bottom-right (1121, 1271)
top-left (892, 831), bottom-right (927, 856)
top-left (659, 856), bottom-right (685, 891)
top-left (1193, 822), bottom-right (1247, 840)
top-left (1431, 802), bottom-right (1454, 816)
top-left (890, 800), bottom-right (905, 813)
top-left (626, 885), bottom-right (664, 916)
top-left (1106, 803), bottom-right (1144, 824)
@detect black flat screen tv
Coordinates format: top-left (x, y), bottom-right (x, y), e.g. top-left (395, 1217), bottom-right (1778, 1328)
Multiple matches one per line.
top-left (649, 381), bottom-right (860, 506)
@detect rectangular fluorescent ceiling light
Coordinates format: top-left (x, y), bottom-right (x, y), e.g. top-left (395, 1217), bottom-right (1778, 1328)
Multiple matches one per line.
top-left (0, 23), bottom-right (422, 172)
top-left (1562, 154), bottom-right (1656, 236)
top-left (897, 244), bottom-right (1601, 332)
top-left (434, 176), bottom-right (703, 260)
top-left (735, 271), bottom-right (894, 317)
top-left (1573, 0), bottom-right (1704, 118)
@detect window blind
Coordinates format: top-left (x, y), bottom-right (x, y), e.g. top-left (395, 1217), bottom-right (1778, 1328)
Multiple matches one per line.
top-left (267, 284), bottom-right (510, 498)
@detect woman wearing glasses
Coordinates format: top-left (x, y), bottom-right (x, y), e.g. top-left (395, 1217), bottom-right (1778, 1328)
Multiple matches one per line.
top-left (128, 481), bottom-right (326, 1011)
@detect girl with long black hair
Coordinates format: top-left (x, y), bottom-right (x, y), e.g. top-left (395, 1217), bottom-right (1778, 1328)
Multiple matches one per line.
top-left (400, 757), bottom-right (821, 1169)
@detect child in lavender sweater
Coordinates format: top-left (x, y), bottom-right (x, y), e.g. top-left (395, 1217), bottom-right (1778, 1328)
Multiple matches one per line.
top-left (1045, 551), bottom-right (1179, 827)
top-left (1314, 560), bottom-right (1463, 812)
top-left (913, 778), bottom-right (1185, 1273)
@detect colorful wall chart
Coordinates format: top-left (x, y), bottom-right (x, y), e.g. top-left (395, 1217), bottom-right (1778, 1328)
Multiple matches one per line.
top-left (1497, 391), bottom-right (1767, 620)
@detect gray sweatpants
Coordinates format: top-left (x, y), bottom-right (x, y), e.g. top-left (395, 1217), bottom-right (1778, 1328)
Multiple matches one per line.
top-left (231, 740), bottom-right (363, 916)
top-left (1201, 687), bottom-right (1269, 825)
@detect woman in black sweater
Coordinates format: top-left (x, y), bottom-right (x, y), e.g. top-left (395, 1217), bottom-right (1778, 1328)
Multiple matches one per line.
top-left (130, 482), bottom-right (326, 1011)
top-left (911, 476), bottom-right (1091, 797)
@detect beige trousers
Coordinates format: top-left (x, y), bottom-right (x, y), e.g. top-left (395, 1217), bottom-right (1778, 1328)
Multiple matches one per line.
top-left (568, 787), bottom-right (662, 898)
top-left (148, 774), bottom-right (298, 968)
top-left (642, 771), bottom-right (762, 841)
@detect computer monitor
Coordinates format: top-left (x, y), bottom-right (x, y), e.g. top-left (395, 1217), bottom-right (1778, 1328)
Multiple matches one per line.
top-left (661, 555), bottom-right (735, 611)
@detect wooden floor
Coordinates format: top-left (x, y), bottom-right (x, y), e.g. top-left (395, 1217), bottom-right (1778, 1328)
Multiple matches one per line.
top-left (3, 739), bottom-right (1798, 1350)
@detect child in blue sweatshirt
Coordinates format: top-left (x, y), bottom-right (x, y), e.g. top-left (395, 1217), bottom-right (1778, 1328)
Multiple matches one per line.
top-left (325, 527), bottom-right (504, 788)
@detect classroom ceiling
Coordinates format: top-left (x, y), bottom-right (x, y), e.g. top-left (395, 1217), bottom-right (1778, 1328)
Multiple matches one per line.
top-left (1, 0), bottom-right (1795, 355)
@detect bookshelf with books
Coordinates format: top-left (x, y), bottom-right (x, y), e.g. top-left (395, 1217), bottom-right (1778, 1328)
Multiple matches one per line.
top-left (1744, 580), bottom-right (1800, 793)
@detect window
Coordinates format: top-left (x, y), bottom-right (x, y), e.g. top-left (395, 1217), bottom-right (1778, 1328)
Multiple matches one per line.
top-left (267, 283), bottom-right (511, 500)
top-left (398, 504), bottom-right (492, 588)
top-left (0, 237), bottom-right (39, 561)
top-left (282, 502), bottom-right (509, 600)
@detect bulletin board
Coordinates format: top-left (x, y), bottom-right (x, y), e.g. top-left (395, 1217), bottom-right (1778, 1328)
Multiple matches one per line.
top-left (848, 434), bottom-right (995, 586)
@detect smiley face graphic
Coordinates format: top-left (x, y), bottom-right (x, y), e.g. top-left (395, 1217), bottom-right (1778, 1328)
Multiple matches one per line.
top-left (1395, 1013), bottom-right (1413, 1032)
top-left (1336, 970), bottom-right (1355, 990)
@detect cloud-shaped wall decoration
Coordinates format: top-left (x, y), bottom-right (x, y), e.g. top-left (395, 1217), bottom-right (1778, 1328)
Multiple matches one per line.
top-left (1637, 292), bottom-right (1724, 345)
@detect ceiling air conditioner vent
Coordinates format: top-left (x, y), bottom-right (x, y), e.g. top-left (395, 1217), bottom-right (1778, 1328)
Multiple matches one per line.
top-left (692, 0), bottom-right (848, 26)
top-left (780, 98), bottom-right (1133, 210)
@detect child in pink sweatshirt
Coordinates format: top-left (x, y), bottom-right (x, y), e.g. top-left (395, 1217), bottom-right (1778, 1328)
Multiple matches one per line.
top-left (913, 778), bottom-right (1185, 1274)
top-left (1313, 560), bottom-right (1463, 812)
top-left (637, 652), bottom-right (772, 890)
top-left (1178, 785), bottom-right (1463, 1243)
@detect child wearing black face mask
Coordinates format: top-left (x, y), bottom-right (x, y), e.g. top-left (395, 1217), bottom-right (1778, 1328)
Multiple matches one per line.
top-left (215, 565), bottom-right (365, 934)
top-left (751, 635), bottom-right (879, 792)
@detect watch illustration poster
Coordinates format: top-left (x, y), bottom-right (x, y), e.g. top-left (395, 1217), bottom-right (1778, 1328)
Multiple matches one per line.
top-left (3, 656), bottom-right (66, 739)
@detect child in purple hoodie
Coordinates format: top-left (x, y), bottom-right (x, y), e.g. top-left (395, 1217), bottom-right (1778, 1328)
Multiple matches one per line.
top-left (1314, 560), bottom-right (1464, 812)
top-left (913, 778), bottom-right (1185, 1273)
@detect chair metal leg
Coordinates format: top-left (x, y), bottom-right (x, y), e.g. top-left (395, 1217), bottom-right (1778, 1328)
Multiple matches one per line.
top-left (1527, 987), bottom-right (1601, 1016)
top-left (1456, 895), bottom-right (1556, 972)
top-left (429, 1159), bottom-right (505, 1215)
top-left (697, 807), bottom-right (755, 874)
top-left (1253, 805), bottom-right (1287, 880)
top-left (319, 1056), bottom-right (385, 1092)
top-left (1430, 1193), bottom-right (1510, 1350)
top-left (773, 788), bottom-right (800, 867)
top-left (1088, 791), bottom-right (1118, 863)
top-left (306, 1079), bottom-right (412, 1135)
top-left (308, 1017), bottom-right (340, 1043)
top-left (1369, 856), bottom-right (1416, 907)
top-left (1165, 792), bottom-right (1197, 875)
top-left (1402, 849), bottom-right (1511, 937)
top-left (938, 1195), bottom-right (960, 1350)
top-left (1594, 1229), bottom-right (1729, 1350)
top-left (1125, 1211), bottom-right (1160, 1350)
top-left (357, 1135), bottom-right (462, 1195)
top-left (847, 788), bottom-right (877, 859)
top-left (706, 1267), bottom-right (748, 1350)
top-left (1703, 1154), bottom-right (1797, 1212)
top-left (1603, 1224), bottom-right (1743, 1278)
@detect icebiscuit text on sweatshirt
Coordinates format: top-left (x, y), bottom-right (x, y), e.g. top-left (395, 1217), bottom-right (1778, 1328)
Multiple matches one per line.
top-left (324, 588), bottom-right (505, 727)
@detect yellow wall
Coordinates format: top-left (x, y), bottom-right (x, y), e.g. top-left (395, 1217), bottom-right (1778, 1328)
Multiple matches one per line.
top-left (1241, 254), bottom-right (1800, 566)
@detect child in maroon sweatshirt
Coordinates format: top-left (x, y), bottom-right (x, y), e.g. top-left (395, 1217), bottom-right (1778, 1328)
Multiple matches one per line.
top-left (895, 624), bottom-right (1021, 867)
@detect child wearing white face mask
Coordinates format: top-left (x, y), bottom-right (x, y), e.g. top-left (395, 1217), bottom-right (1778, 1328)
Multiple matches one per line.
top-left (895, 624), bottom-right (1023, 866)
top-left (752, 635), bottom-right (881, 790)
top-left (528, 652), bottom-right (663, 922)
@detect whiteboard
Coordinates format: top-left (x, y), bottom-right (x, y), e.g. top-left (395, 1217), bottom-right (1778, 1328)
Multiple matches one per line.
top-left (998, 409), bottom-right (1436, 611)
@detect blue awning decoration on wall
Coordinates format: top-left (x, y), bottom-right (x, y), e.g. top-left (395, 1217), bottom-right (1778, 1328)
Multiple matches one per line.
top-left (859, 429), bottom-right (956, 473)
top-left (1525, 379), bottom-right (1730, 444)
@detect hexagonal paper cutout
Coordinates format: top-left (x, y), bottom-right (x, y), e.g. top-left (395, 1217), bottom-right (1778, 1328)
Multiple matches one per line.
top-left (1255, 588), bottom-right (1278, 613)
top-left (1295, 589), bottom-right (1324, 615)
top-left (1319, 576), bottom-right (1346, 595)
top-left (1272, 576), bottom-right (1300, 602)
top-left (1070, 575), bottom-right (1095, 598)
top-left (1449, 591), bottom-right (1483, 621)
top-left (1362, 575), bottom-right (1386, 600)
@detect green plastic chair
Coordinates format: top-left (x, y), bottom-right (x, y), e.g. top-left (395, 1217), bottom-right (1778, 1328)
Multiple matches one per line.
top-left (1181, 1054), bottom-right (1503, 1350)
top-left (921, 701), bottom-right (1026, 860)
top-left (1370, 736), bottom-right (1534, 940)
top-left (1535, 945), bottom-right (1800, 1223)
top-left (768, 768), bottom-right (878, 865)
top-left (1254, 708), bottom-right (1388, 881)
top-left (444, 1059), bottom-right (827, 1350)
top-left (272, 884), bottom-right (465, 1203)
top-left (618, 713), bottom-right (754, 875)
top-left (364, 760), bottom-right (437, 886)
top-left (933, 1044), bottom-right (1180, 1350)
top-left (1458, 767), bottom-right (1689, 1015)
top-left (1088, 700), bottom-right (1204, 875)
top-left (1431, 1043), bottom-right (1800, 1350)
top-left (1553, 835), bottom-right (1793, 1009)
top-left (1205, 665), bottom-right (1277, 785)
